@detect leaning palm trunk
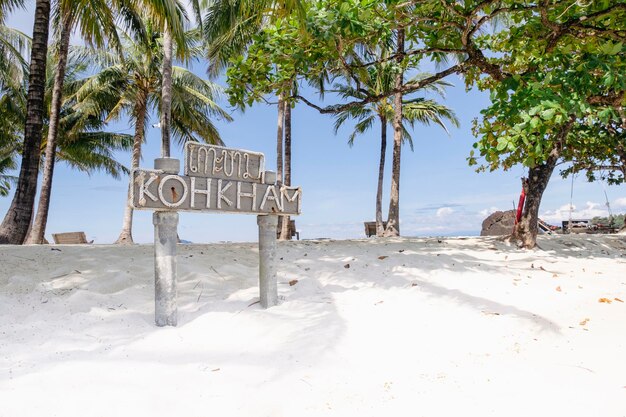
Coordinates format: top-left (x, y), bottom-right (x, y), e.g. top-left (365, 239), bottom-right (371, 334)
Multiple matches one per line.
top-left (280, 98), bottom-right (292, 240)
top-left (384, 27), bottom-right (404, 237)
top-left (375, 115), bottom-right (387, 237)
top-left (160, 23), bottom-right (173, 158)
top-left (0, 0), bottom-right (51, 244)
top-left (276, 94), bottom-right (285, 239)
top-left (116, 96), bottom-right (148, 244)
top-left (26, 13), bottom-right (73, 245)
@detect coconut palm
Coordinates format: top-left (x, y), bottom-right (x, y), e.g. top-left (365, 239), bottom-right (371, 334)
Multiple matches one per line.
top-left (0, 47), bottom-right (133, 214)
top-left (24, 47), bottom-right (135, 242)
top-left (0, 0), bottom-right (187, 244)
top-left (0, 0), bottom-right (50, 244)
top-left (333, 64), bottom-right (459, 237)
top-left (27, 0), bottom-right (189, 244)
top-left (0, 20), bottom-right (28, 197)
top-left (75, 24), bottom-right (231, 244)
top-left (0, 73), bottom-right (25, 197)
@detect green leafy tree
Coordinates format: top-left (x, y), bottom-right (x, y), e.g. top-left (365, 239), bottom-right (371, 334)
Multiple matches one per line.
top-left (470, 3), bottom-right (625, 248)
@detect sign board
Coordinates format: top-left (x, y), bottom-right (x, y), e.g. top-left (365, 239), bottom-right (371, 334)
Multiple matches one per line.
top-left (185, 142), bottom-right (265, 183)
top-left (130, 169), bottom-right (301, 215)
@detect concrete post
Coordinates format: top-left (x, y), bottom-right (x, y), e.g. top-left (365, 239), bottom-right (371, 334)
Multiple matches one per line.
top-left (153, 158), bottom-right (180, 326)
top-left (257, 214), bottom-right (279, 308)
top-left (153, 211), bottom-right (179, 326)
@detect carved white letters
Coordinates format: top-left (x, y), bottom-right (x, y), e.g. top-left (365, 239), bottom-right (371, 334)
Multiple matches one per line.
top-left (237, 181), bottom-right (257, 210)
top-left (260, 185), bottom-right (283, 212)
top-left (190, 177), bottom-right (211, 209)
top-left (158, 175), bottom-right (188, 208)
top-left (217, 179), bottom-right (233, 209)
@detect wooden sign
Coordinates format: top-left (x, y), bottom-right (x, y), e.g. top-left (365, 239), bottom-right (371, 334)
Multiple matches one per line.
top-left (185, 142), bottom-right (265, 183)
top-left (130, 169), bottom-right (301, 215)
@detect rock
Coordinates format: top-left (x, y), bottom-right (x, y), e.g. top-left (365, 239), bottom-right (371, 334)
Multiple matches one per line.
top-left (481, 210), bottom-right (516, 236)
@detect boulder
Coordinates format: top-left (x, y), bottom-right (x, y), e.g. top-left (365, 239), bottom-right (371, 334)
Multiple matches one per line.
top-left (481, 210), bottom-right (516, 236)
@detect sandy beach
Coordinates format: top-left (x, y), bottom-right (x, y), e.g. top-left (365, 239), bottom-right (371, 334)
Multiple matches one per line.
top-left (1, 235), bottom-right (625, 416)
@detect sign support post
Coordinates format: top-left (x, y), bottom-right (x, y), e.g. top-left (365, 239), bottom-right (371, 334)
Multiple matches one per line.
top-left (131, 144), bottom-right (302, 326)
top-left (153, 158), bottom-right (180, 326)
top-left (257, 214), bottom-right (278, 308)
top-left (257, 170), bottom-right (279, 308)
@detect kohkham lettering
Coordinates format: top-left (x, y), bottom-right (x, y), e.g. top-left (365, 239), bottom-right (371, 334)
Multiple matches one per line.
top-left (130, 143), bottom-right (301, 215)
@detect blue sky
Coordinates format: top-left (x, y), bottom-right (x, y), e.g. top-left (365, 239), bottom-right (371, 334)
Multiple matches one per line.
top-left (3, 7), bottom-right (625, 244)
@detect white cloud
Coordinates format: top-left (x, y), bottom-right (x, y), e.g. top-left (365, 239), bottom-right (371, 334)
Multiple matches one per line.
top-left (436, 207), bottom-right (455, 218)
top-left (613, 197), bottom-right (626, 209)
top-left (479, 206), bottom-right (501, 217)
top-left (541, 201), bottom-right (609, 223)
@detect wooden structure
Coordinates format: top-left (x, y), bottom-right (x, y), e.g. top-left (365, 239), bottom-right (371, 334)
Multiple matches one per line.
top-left (52, 231), bottom-right (92, 244)
top-left (364, 221), bottom-right (387, 237)
top-left (277, 219), bottom-right (299, 240)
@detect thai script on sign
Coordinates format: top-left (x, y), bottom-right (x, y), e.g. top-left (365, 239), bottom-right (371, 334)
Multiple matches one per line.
top-left (185, 142), bottom-right (264, 183)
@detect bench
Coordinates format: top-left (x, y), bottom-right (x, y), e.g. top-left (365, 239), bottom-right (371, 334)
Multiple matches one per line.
top-left (52, 231), bottom-right (93, 244)
top-left (277, 219), bottom-right (300, 240)
top-left (364, 221), bottom-right (387, 237)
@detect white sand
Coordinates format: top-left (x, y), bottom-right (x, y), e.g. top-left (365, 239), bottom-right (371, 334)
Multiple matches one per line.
top-left (1, 235), bottom-right (625, 417)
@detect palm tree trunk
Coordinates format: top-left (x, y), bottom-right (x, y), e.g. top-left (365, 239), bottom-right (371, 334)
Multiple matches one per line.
top-left (276, 94), bottom-right (285, 239)
top-left (26, 12), bottom-right (73, 245)
top-left (376, 115), bottom-right (387, 237)
top-left (160, 22), bottom-right (173, 158)
top-left (280, 98), bottom-right (292, 240)
top-left (276, 94), bottom-right (285, 184)
top-left (0, 0), bottom-right (51, 244)
top-left (116, 95), bottom-right (148, 244)
top-left (384, 27), bottom-right (405, 237)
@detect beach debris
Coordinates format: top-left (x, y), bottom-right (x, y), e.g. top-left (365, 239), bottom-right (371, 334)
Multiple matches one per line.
top-left (579, 318), bottom-right (590, 326)
top-left (398, 249), bottom-right (405, 253)
top-left (289, 279), bottom-right (298, 286)
top-left (344, 263), bottom-right (350, 269)
top-left (378, 256), bottom-right (388, 260)
top-left (599, 298), bottom-right (613, 303)
top-left (51, 248), bottom-right (62, 252)
top-left (615, 298), bottom-right (624, 303)
top-left (556, 286), bottom-right (562, 292)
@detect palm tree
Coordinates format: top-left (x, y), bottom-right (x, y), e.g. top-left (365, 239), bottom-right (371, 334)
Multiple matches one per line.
top-left (24, 48), bottom-right (134, 242)
top-left (203, 1), bottom-right (304, 240)
top-left (27, 0), bottom-right (188, 244)
top-left (0, 0), bottom-right (50, 244)
top-left (333, 64), bottom-right (459, 237)
top-left (0, 75), bottom-right (26, 197)
top-left (75, 25), bottom-right (231, 244)
top-left (160, 0), bottom-right (203, 158)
